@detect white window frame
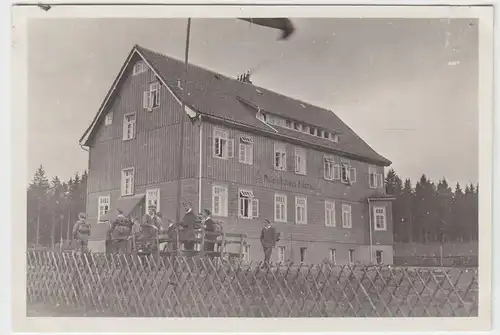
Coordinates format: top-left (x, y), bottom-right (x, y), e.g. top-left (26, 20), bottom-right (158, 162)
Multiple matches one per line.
top-left (375, 250), bottom-right (384, 264)
top-left (325, 200), bottom-right (336, 227)
top-left (348, 249), bottom-right (355, 264)
top-left (341, 203), bottom-right (352, 228)
top-left (145, 188), bottom-right (160, 214)
top-left (340, 160), bottom-right (355, 184)
top-left (324, 156), bottom-right (335, 180)
top-left (369, 165), bottom-right (384, 189)
top-left (274, 142), bottom-right (287, 171)
top-left (295, 196), bottom-right (307, 225)
top-left (97, 195), bottom-right (110, 222)
top-left (239, 136), bottom-right (254, 165)
top-left (105, 112), bottom-right (113, 126)
top-left (329, 248), bottom-right (336, 264)
top-left (122, 113), bottom-right (136, 141)
top-left (121, 168), bottom-right (135, 196)
top-left (132, 61), bottom-right (147, 75)
top-left (238, 189), bottom-right (259, 219)
top-left (373, 206), bottom-right (387, 231)
top-left (149, 81), bottom-right (161, 109)
top-left (294, 147), bottom-right (307, 175)
top-left (213, 128), bottom-right (233, 159)
top-left (212, 184), bottom-right (228, 217)
top-left (274, 193), bottom-right (287, 223)
top-left (278, 246), bottom-right (286, 263)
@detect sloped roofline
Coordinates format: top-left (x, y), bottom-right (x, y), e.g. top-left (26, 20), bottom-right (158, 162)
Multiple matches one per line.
top-left (79, 45), bottom-right (391, 166)
top-left (79, 44), bottom-right (187, 146)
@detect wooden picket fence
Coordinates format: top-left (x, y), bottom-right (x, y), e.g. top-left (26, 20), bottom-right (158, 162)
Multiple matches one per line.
top-left (26, 250), bottom-right (478, 317)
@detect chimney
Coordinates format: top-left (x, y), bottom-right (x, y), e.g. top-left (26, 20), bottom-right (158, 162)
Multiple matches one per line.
top-left (237, 71), bottom-right (252, 84)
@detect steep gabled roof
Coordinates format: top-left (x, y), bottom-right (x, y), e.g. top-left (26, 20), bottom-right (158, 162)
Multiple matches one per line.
top-left (80, 44), bottom-right (391, 166)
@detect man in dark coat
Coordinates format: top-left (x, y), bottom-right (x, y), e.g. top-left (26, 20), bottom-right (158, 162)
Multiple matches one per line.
top-left (260, 219), bottom-right (279, 269)
top-left (202, 209), bottom-right (217, 254)
top-left (181, 202), bottom-right (197, 251)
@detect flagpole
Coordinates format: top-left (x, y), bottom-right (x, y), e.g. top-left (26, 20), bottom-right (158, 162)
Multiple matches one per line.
top-left (175, 18), bottom-right (191, 225)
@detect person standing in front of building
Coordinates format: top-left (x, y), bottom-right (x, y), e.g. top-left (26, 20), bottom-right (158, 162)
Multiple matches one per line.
top-left (181, 202), bottom-right (197, 251)
top-left (260, 219), bottom-right (279, 269)
top-left (72, 212), bottom-right (91, 252)
top-left (107, 209), bottom-right (132, 253)
top-left (141, 205), bottom-right (160, 250)
top-left (202, 209), bottom-right (216, 254)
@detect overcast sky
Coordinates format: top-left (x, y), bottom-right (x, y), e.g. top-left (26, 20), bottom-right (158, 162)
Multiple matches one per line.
top-left (28, 18), bottom-right (478, 187)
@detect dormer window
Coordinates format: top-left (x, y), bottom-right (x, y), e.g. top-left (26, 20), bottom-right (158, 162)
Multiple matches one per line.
top-left (293, 122), bottom-right (301, 131)
top-left (323, 131), bottom-right (330, 139)
top-left (316, 129), bottom-right (322, 137)
top-left (310, 127), bottom-right (316, 135)
top-left (285, 120), bottom-right (292, 128)
top-left (332, 134), bottom-right (339, 143)
top-left (302, 125), bottom-right (309, 133)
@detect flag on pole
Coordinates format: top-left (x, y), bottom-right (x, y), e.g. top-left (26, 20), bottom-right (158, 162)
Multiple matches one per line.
top-left (238, 18), bottom-right (295, 40)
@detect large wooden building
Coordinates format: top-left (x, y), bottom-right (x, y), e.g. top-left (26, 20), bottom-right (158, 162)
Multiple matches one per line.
top-left (79, 45), bottom-right (394, 265)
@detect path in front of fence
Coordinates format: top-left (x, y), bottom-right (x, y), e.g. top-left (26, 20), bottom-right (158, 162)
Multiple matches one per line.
top-left (26, 250), bottom-right (478, 318)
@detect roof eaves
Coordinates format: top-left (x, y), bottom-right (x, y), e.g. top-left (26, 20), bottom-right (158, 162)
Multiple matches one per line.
top-left (79, 46), bottom-right (139, 146)
top-left (202, 113), bottom-right (391, 166)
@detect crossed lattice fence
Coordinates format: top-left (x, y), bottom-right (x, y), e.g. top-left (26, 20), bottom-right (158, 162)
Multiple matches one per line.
top-left (26, 250), bottom-right (478, 317)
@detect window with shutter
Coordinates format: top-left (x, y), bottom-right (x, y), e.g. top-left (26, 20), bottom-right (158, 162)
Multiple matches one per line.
top-left (340, 160), bottom-right (351, 184)
top-left (238, 189), bottom-right (255, 219)
top-left (324, 156), bottom-right (335, 180)
top-left (294, 147), bottom-right (306, 175)
top-left (149, 82), bottom-right (161, 108)
top-left (213, 128), bottom-right (232, 159)
top-left (274, 143), bottom-right (286, 170)
top-left (333, 163), bottom-right (341, 180)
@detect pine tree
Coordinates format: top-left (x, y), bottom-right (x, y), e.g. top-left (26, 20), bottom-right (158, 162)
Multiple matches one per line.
top-left (385, 168), bottom-right (403, 196)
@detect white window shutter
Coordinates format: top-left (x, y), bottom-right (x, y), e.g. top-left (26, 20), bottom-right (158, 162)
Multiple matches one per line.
top-left (252, 199), bottom-right (259, 218)
top-left (227, 139), bottom-right (234, 158)
top-left (377, 174), bottom-right (384, 188)
top-left (213, 138), bottom-right (218, 157)
top-left (143, 91), bottom-right (150, 109)
top-left (248, 145), bottom-right (253, 164)
top-left (122, 120), bottom-right (127, 140)
top-left (350, 168), bottom-right (357, 183)
top-left (333, 164), bottom-right (341, 180)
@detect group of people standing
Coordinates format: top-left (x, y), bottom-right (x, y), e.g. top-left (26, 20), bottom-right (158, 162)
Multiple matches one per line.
top-left (71, 201), bottom-right (222, 254)
top-left (71, 200), bottom-right (281, 268)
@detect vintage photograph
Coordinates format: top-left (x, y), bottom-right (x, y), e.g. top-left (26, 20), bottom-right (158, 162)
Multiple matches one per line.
top-left (15, 4), bottom-right (493, 330)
